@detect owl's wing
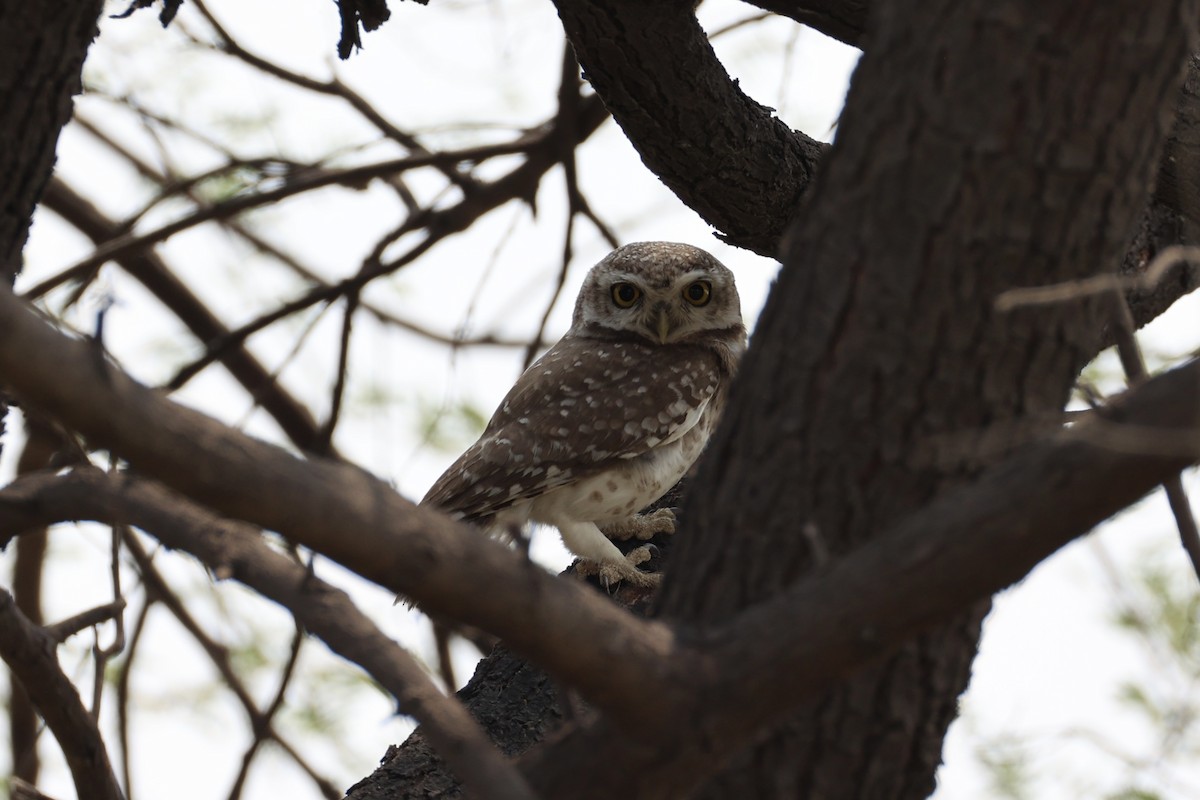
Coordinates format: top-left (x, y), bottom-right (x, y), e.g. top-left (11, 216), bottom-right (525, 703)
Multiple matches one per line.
top-left (422, 336), bottom-right (722, 520)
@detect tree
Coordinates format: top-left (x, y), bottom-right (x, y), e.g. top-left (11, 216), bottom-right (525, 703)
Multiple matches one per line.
top-left (1, 1), bottom-right (1199, 799)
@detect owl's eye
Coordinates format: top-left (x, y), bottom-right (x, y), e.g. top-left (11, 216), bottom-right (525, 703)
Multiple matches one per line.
top-left (683, 280), bottom-right (712, 307)
top-left (611, 282), bottom-right (641, 308)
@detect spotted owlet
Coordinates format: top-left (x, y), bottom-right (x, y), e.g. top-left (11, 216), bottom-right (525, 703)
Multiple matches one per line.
top-left (422, 242), bottom-right (746, 587)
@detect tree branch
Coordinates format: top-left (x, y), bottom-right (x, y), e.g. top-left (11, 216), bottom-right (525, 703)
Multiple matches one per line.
top-left (158, 93), bottom-right (611, 391)
top-left (366, 358), bottom-right (1200, 799)
top-left (0, 467), bottom-right (535, 800)
top-left (553, 0), bottom-right (827, 255)
top-left (0, 589), bottom-right (124, 800)
top-left (120, 534), bottom-right (342, 798)
top-left (0, 283), bottom-right (684, 736)
top-left (24, 135), bottom-right (544, 302)
top-left (742, 0), bottom-right (869, 46)
top-left (560, 1), bottom-right (1199, 334)
top-left (36, 177), bottom-right (329, 453)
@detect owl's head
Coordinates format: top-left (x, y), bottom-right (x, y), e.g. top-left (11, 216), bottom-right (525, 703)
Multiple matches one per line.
top-left (570, 242), bottom-right (745, 347)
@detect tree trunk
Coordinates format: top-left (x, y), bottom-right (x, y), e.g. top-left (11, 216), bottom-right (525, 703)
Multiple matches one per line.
top-left (0, 0), bottom-right (106, 790)
top-left (0, 1), bottom-right (102, 280)
top-left (345, 1), bottom-right (1200, 796)
top-left (656, 1), bottom-right (1199, 797)
top-left (352, 2), bottom-right (1200, 798)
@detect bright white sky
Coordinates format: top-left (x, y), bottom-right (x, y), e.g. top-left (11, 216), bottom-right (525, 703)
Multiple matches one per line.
top-left (3, 1), bottom-right (1199, 798)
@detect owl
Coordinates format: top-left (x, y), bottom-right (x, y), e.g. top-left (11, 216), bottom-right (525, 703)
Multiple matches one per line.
top-left (422, 242), bottom-right (746, 587)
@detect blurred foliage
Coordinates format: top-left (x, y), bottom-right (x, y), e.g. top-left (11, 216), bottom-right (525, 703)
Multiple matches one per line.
top-left (972, 544), bottom-right (1200, 799)
top-left (974, 734), bottom-right (1034, 800)
top-left (416, 395), bottom-right (488, 453)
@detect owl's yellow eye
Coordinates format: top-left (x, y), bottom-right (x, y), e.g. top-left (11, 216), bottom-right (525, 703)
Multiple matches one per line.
top-left (683, 280), bottom-right (712, 307)
top-left (611, 282), bottom-right (641, 308)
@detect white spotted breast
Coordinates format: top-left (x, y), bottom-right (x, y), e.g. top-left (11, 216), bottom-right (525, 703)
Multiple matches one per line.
top-left (420, 335), bottom-right (724, 521)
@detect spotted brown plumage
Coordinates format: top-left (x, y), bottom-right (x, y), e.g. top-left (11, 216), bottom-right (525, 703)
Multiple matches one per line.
top-left (422, 242), bottom-right (746, 587)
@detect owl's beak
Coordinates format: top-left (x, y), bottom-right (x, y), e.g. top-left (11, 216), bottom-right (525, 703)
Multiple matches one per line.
top-left (655, 309), bottom-right (671, 344)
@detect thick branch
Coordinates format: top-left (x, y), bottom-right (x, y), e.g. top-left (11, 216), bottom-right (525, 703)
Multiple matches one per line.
top-left (561, 1), bottom-right (1199, 333)
top-left (373, 359), bottom-right (1200, 798)
top-left (711, 363), bottom-right (1200, 745)
top-left (744, 0), bottom-right (869, 46)
top-left (554, 0), bottom-right (827, 255)
top-left (0, 468), bottom-right (534, 800)
top-left (1117, 54), bottom-right (1200, 335)
top-left (0, 284), bottom-right (683, 736)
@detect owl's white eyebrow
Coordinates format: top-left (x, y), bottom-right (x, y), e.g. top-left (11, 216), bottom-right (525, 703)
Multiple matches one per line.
top-left (605, 270), bottom-right (713, 287)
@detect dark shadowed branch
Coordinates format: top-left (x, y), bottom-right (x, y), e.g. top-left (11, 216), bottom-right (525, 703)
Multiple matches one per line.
top-left (554, 0), bottom-right (827, 255)
top-left (24, 137), bottom-right (544, 303)
top-left (744, 0), bottom-right (869, 46)
top-left (0, 469), bottom-right (536, 800)
top-left (0, 590), bottom-right (124, 800)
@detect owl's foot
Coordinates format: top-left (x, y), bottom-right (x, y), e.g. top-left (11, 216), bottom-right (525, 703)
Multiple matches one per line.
top-left (576, 547), bottom-right (661, 590)
top-left (600, 508), bottom-right (677, 542)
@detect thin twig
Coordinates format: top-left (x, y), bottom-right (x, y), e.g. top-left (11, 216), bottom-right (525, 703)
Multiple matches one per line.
top-left (523, 41), bottom-right (585, 370)
top-left (314, 290), bottom-right (360, 457)
top-left (995, 245), bottom-right (1200, 312)
top-left (115, 599), bottom-right (152, 800)
top-left (191, 0), bottom-right (477, 193)
top-left (37, 176), bottom-right (330, 455)
top-left (1110, 289), bottom-right (1200, 583)
top-left (228, 300), bottom-right (335, 433)
top-left (226, 623), bottom-right (306, 800)
top-left (44, 600), bottom-right (126, 644)
top-left (22, 136), bottom-right (543, 302)
top-left (91, 524), bottom-right (128, 720)
top-left (71, 117), bottom-right (529, 352)
top-left (163, 231), bottom-right (439, 390)
top-left (121, 533), bottom-right (342, 799)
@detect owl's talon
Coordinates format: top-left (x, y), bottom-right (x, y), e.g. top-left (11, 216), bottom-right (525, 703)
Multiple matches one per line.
top-left (576, 553), bottom-right (662, 591)
top-left (625, 544), bottom-right (654, 566)
top-left (600, 508), bottom-right (678, 542)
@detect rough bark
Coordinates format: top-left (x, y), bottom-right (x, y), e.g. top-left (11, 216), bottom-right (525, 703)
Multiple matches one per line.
top-left (1121, 54), bottom-right (1200, 335)
top-left (0, 1), bottom-right (108, 795)
top-left (345, 642), bottom-right (567, 800)
top-left (0, 1), bottom-right (102, 279)
top-left (346, 355), bottom-right (1200, 800)
top-left (557, 0), bottom-right (1200, 327)
top-left (553, 0), bottom-right (827, 255)
top-left (657, 2), bottom-right (1198, 798)
top-left (3, 2), bottom-right (1200, 799)
top-left (350, 3), bottom-right (1200, 796)
top-left (746, 0), bottom-right (870, 46)
top-left (354, 3), bottom-right (1200, 799)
